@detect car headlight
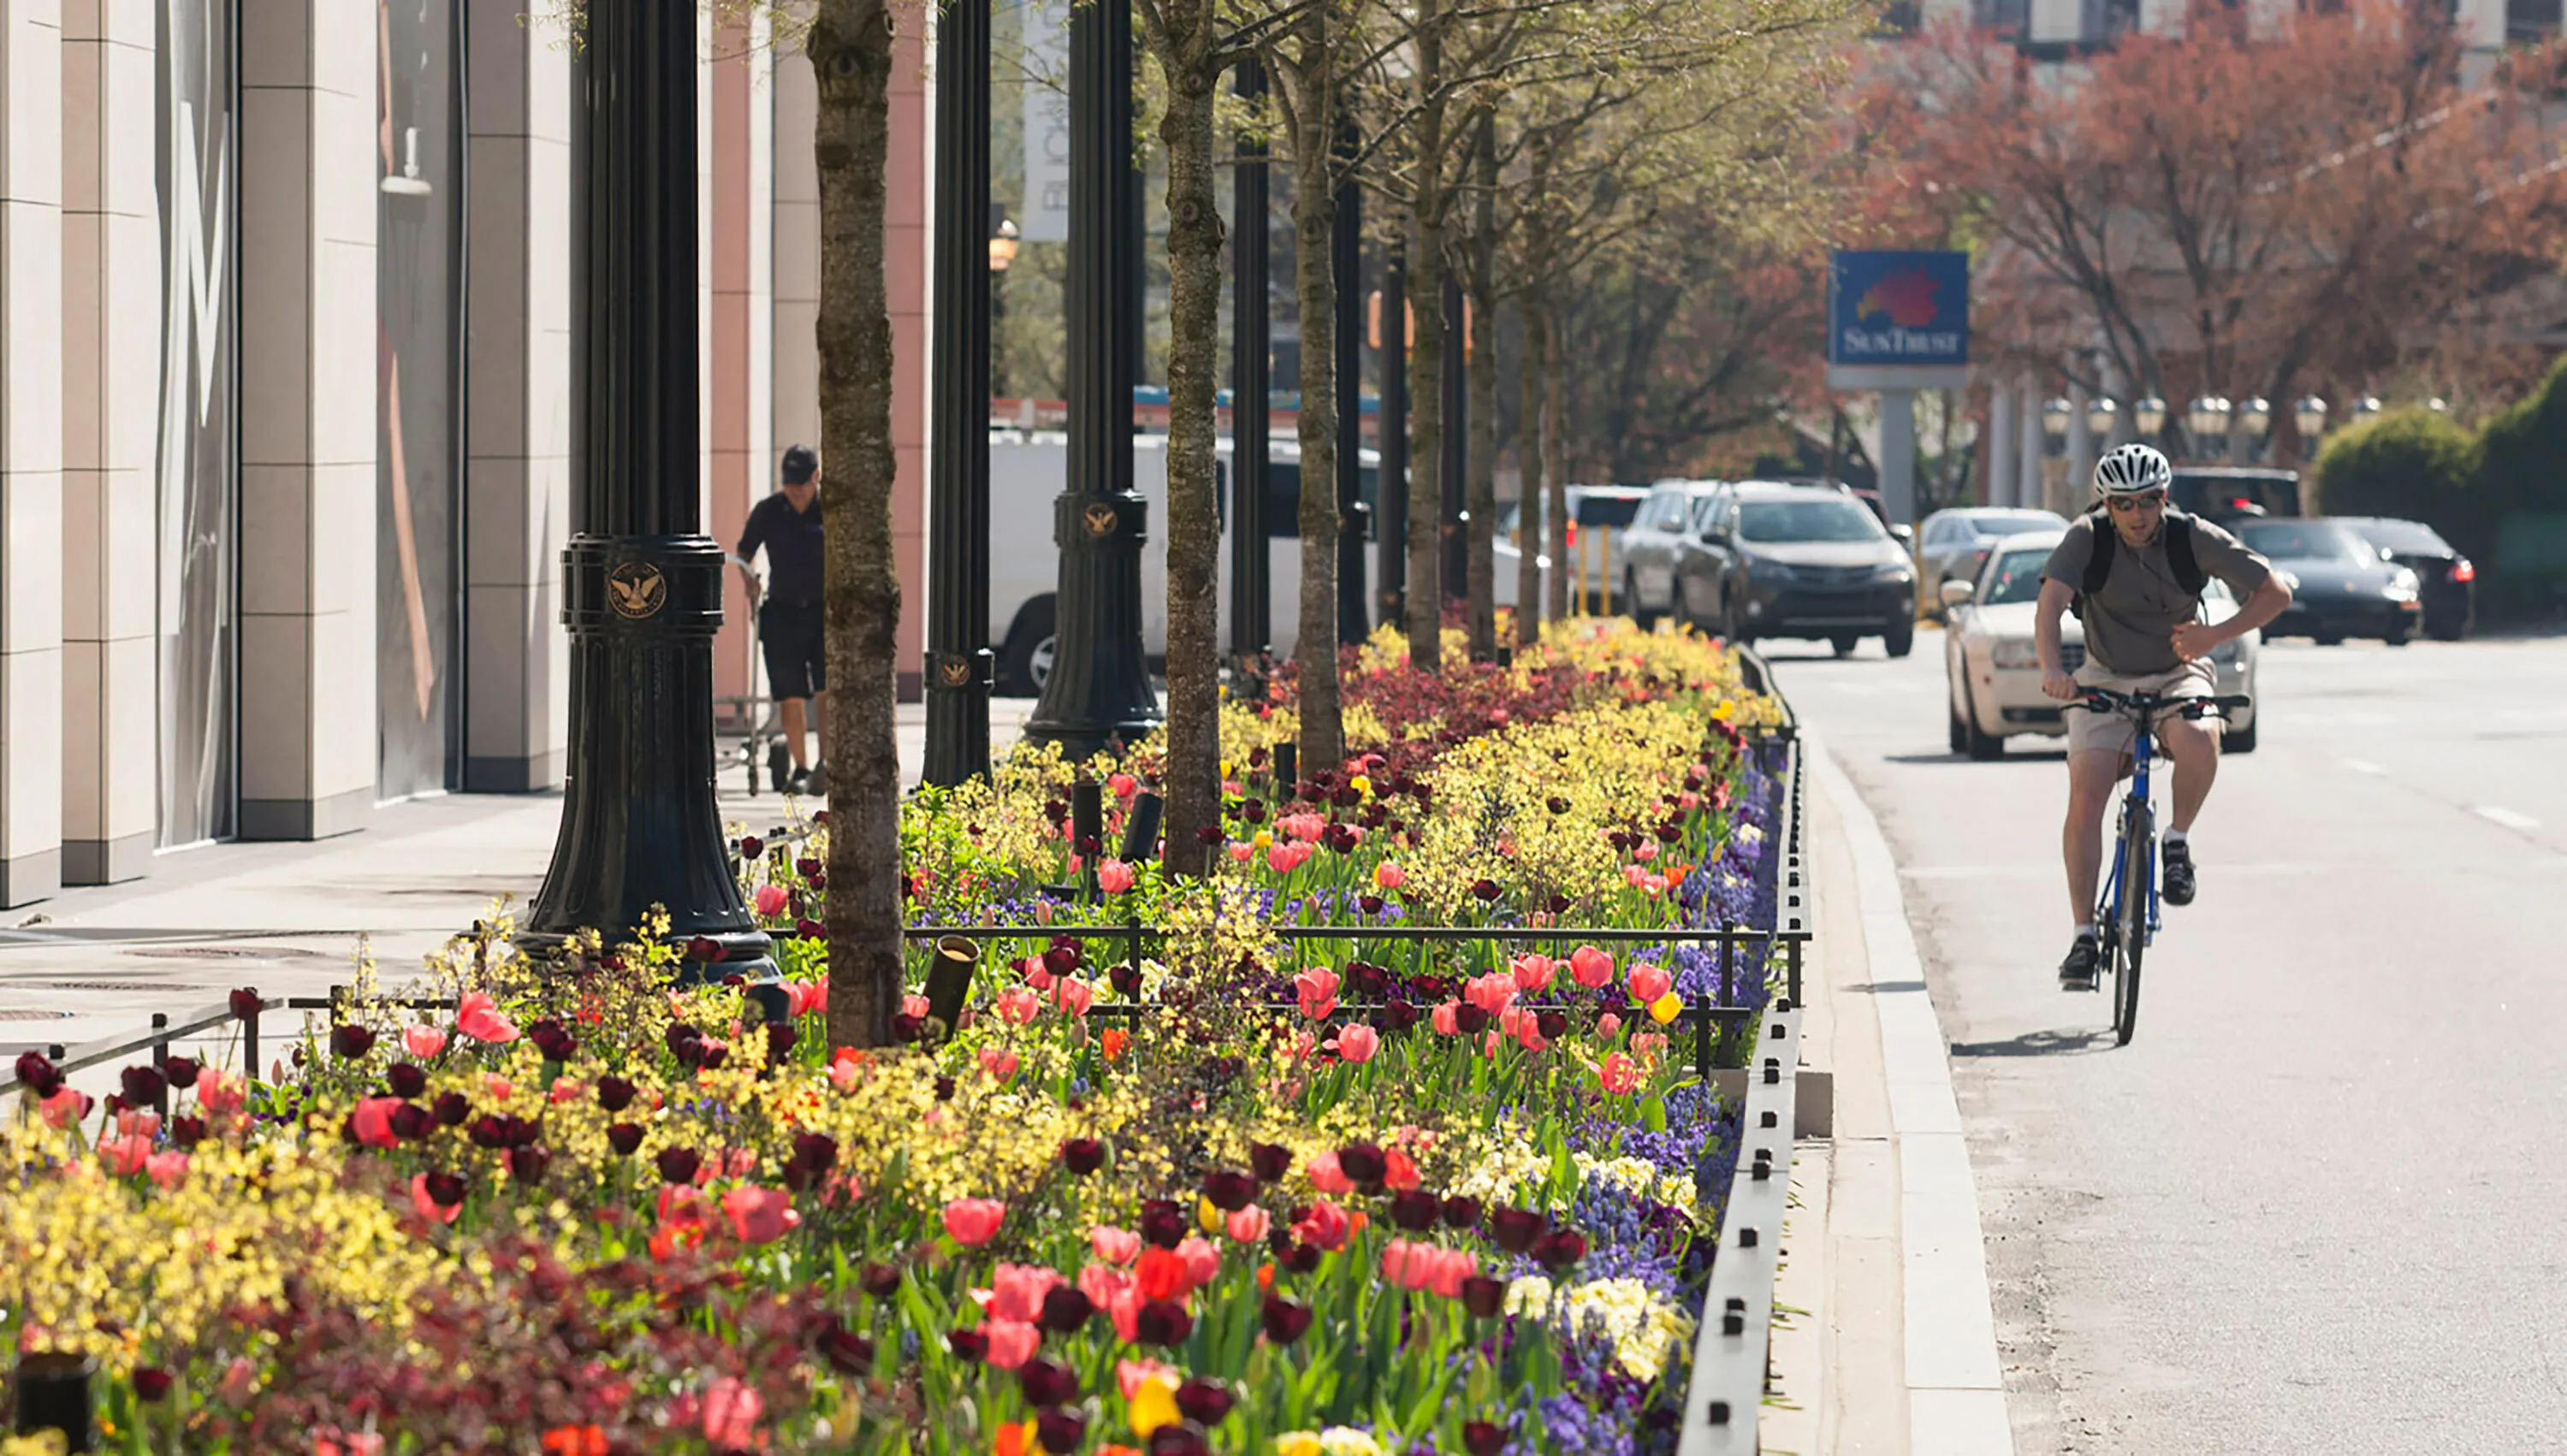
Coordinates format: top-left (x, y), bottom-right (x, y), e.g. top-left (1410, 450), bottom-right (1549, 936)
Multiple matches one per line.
top-left (1876, 562), bottom-right (1915, 584)
top-left (1749, 559), bottom-right (1795, 582)
top-left (2386, 569), bottom-right (2419, 602)
top-left (1990, 638), bottom-right (2041, 669)
top-left (2276, 570), bottom-right (2300, 594)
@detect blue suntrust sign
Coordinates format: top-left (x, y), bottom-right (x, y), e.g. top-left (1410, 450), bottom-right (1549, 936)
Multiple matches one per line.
top-left (1827, 251), bottom-right (1969, 367)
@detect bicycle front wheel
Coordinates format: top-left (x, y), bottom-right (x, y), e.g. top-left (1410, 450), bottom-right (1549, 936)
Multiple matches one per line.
top-left (2113, 800), bottom-right (2154, 1045)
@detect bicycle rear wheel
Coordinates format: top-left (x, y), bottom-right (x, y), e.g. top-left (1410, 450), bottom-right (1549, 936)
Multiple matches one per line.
top-left (2113, 800), bottom-right (2154, 1045)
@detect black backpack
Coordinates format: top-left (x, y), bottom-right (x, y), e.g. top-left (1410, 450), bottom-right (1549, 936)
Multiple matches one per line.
top-left (2070, 506), bottom-right (2205, 619)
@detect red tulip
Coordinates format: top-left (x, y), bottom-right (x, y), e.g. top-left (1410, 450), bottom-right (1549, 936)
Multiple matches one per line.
top-left (943, 1197), bottom-right (1005, 1247)
top-left (721, 1185), bottom-right (800, 1244)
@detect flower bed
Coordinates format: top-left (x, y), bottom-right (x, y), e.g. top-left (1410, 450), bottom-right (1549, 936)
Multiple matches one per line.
top-left (2, 622), bottom-right (1793, 1456)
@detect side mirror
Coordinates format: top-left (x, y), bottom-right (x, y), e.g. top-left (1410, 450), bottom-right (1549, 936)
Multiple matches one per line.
top-left (1939, 579), bottom-right (1975, 610)
top-left (1890, 524), bottom-right (1916, 548)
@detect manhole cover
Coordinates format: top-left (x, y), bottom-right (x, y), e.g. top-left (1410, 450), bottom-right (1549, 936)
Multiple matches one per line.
top-left (0, 1009), bottom-right (68, 1021)
top-left (14, 981), bottom-right (206, 992)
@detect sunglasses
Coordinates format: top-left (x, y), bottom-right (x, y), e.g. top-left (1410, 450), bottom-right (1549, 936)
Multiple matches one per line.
top-left (2106, 493), bottom-right (2166, 513)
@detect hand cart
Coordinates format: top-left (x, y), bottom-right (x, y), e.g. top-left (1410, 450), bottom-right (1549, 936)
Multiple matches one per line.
top-left (718, 553), bottom-right (794, 796)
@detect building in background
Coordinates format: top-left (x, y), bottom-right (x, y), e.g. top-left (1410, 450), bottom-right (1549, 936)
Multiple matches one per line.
top-left (0, 2), bottom-right (933, 906)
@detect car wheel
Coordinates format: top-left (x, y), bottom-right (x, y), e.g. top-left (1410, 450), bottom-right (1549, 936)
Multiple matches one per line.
top-left (1721, 592), bottom-right (1752, 646)
top-left (2428, 614), bottom-right (2467, 642)
top-left (2312, 629), bottom-right (2344, 647)
top-left (2382, 622), bottom-right (2410, 647)
top-left (1830, 632), bottom-right (1859, 658)
top-left (1884, 618), bottom-right (1916, 659)
top-left (1947, 695), bottom-right (1969, 755)
top-left (1961, 681), bottom-right (2005, 761)
top-left (1626, 571), bottom-right (1657, 629)
top-left (996, 596), bottom-right (1057, 697)
top-left (2221, 715), bottom-right (2258, 755)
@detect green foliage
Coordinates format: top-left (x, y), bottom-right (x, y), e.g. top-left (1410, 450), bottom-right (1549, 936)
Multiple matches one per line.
top-left (2309, 405), bottom-right (2476, 540)
top-left (2463, 355), bottom-right (2567, 614)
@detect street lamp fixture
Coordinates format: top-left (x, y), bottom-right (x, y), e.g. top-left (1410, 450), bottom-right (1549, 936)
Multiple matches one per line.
top-left (2292, 395), bottom-right (2328, 441)
top-left (2133, 395), bottom-right (2167, 436)
top-left (2042, 396), bottom-right (2072, 442)
top-left (988, 217), bottom-right (1020, 273)
top-left (2238, 396), bottom-right (2272, 442)
top-left (2351, 394), bottom-right (2382, 420)
top-left (2426, 397), bottom-right (2449, 413)
top-left (2185, 394), bottom-right (2232, 441)
top-left (2085, 397), bottom-right (2118, 438)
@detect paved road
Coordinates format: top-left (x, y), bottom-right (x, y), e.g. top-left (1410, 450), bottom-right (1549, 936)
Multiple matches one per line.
top-left (1770, 628), bottom-right (2567, 1455)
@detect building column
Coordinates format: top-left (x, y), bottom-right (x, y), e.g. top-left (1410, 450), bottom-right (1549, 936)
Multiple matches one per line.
top-left (708, 9), bottom-right (774, 730)
top-left (1986, 388), bottom-right (2017, 508)
top-left (772, 52), bottom-right (820, 472)
top-left (2017, 382), bottom-right (2047, 518)
top-left (461, 0), bottom-right (572, 793)
top-left (237, 0), bottom-right (379, 839)
top-left (0, 0), bottom-right (63, 905)
top-left (59, 0), bottom-right (155, 883)
top-left (2066, 382), bottom-right (2095, 512)
top-left (891, 1), bottom-right (934, 704)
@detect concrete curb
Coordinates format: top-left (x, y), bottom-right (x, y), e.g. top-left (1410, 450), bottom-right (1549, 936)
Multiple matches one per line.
top-left (1811, 737), bottom-right (2015, 1456)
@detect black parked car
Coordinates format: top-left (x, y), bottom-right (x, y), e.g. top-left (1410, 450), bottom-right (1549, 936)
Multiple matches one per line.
top-left (2172, 467), bottom-right (2301, 524)
top-left (1678, 481), bottom-right (1918, 656)
top-left (2234, 518), bottom-right (2422, 645)
top-left (2331, 517), bottom-right (2474, 641)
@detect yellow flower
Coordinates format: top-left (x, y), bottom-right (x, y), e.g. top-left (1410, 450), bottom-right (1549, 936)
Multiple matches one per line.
top-left (1130, 1375), bottom-right (1182, 1437)
top-left (1253, 830), bottom-right (1273, 849)
top-left (1649, 992), bottom-right (1682, 1024)
top-left (1349, 773), bottom-right (1372, 796)
top-left (1198, 1196), bottom-right (1224, 1232)
top-left (1711, 700), bottom-right (1736, 721)
top-left (1317, 1428), bottom-right (1385, 1456)
top-left (1276, 1435), bottom-right (1323, 1456)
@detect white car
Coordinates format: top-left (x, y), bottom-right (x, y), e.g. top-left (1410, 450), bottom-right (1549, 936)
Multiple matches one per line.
top-left (1942, 530), bottom-right (2259, 759)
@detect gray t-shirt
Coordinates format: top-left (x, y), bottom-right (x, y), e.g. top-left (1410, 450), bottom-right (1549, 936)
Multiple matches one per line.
top-left (2042, 510), bottom-right (2272, 676)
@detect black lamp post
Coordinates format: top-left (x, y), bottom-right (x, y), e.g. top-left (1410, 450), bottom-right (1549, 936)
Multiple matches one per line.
top-left (525, 0), bottom-right (770, 976)
top-left (1333, 131), bottom-right (1367, 644)
top-left (1440, 271), bottom-right (1467, 604)
top-left (1024, 0), bottom-right (1159, 755)
top-left (1376, 243), bottom-right (1407, 627)
top-left (923, 0), bottom-right (996, 788)
top-left (1230, 58), bottom-right (1272, 671)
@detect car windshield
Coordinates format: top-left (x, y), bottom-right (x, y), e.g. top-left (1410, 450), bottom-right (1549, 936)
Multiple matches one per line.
top-left (2349, 518), bottom-right (2450, 555)
top-left (1982, 548), bottom-right (2051, 605)
top-left (1737, 499), bottom-right (1885, 543)
top-left (2238, 520), bottom-right (2373, 564)
top-left (1971, 511), bottom-right (2066, 538)
top-left (1577, 495), bottom-right (1646, 528)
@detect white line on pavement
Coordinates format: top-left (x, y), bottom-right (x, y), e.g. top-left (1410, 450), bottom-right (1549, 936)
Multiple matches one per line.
top-left (1812, 737), bottom-right (2016, 1456)
top-left (2340, 758), bottom-right (2387, 776)
top-left (2475, 805), bottom-right (2541, 831)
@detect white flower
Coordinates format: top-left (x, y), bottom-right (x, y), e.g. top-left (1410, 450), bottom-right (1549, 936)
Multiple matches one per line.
top-left (1317, 1428), bottom-right (1385, 1456)
top-left (1559, 1276), bottom-right (1698, 1380)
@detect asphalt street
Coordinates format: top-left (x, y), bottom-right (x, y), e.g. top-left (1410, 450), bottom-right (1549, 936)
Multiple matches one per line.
top-left (1770, 626), bottom-right (2567, 1455)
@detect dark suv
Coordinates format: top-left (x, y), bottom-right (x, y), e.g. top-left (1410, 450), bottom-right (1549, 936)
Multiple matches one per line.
top-left (1678, 481), bottom-right (1918, 656)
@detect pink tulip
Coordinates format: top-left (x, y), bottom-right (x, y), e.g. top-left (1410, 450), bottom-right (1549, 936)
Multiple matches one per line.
top-left (1052, 976), bottom-right (1095, 1017)
top-left (1022, 959), bottom-right (1055, 992)
top-left (1426, 1246), bottom-right (1479, 1298)
top-left (1432, 1001), bottom-right (1461, 1035)
top-left (1628, 962), bottom-right (1673, 1005)
top-left (1278, 812), bottom-right (1326, 843)
top-left (1500, 1005), bottom-right (1548, 1053)
top-left (1090, 1225), bottom-right (1143, 1264)
top-left (1306, 1150), bottom-right (1355, 1196)
top-left (1642, 873), bottom-right (1669, 897)
top-left (1374, 861), bottom-right (1407, 891)
top-left (1228, 841), bottom-right (1254, 861)
top-left (979, 1047), bottom-right (1020, 1081)
top-left (1624, 865), bottom-right (1649, 887)
top-left (1465, 972), bottom-right (1517, 1017)
top-left (1177, 1236), bottom-right (1222, 1289)
top-left (1117, 1357), bottom-right (1181, 1400)
top-left (1512, 954), bottom-right (1558, 992)
top-left (402, 1025), bottom-right (448, 1060)
top-left (1332, 1024), bottom-right (1381, 1063)
top-left (995, 988), bottom-right (1041, 1025)
top-left (1292, 1199), bottom-right (1353, 1252)
top-left (1633, 1031), bottom-right (1670, 1066)
top-left (754, 884), bottom-right (790, 916)
top-left (984, 1318), bottom-right (1041, 1370)
top-left (702, 1376), bottom-right (764, 1448)
top-left (1634, 840), bottom-right (1658, 862)
top-left (1225, 1204), bottom-right (1271, 1243)
top-left (550, 1077), bottom-right (583, 1104)
top-left (1109, 772), bottom-right (1139, 798)
top-left (99, 1134), bottom-right (151, 1176)
top-left (1384, 1146), bottom-right (1422, 1192)
top-left (409, 1172), bottom-right (459, 1224)
top-left (1598, 1012), bottom-right (1624, 1039)
top-left (788, 977), bottom-right (830, 1018)
top-left (1568, 945), bottom-right (1615, 989)
top-left (1267, 843), bottom-right (1299, 875)
top-left (1295, 967), bottom-right (1340, 1021)
top-left (1598, 1051), bottom-right (1641, 1095)
top-left (145, 1151), bottom-right (191, 1191)
top-left (350, 1097), bottom-right (403, 1150)
top-left (39, 1087), bottom-right (92, 1128)
top-left (1082, 1265), bottom-right (1142, 1342)
top-left (988, 1264), bottom-right (1063, 1323)
top-left (455, 991), bottom-right (519, 1045)
top-left (194, 1067), bottom-right (244, 1116)
top-left (943, 1198), bottom-right (1005, 1246)
top-left (1097, 859), bottom-right (1138, 895)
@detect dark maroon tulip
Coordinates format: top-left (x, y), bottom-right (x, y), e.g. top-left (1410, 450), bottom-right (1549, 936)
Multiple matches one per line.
top-left (433, 1091), bottom-right (469, 1127)
top-left (119, 1065), bottom-right (167, 1106)
top-left (797, 856), bottom-right (821, 877)
top-left (1042, 944), bottom-right (1081, 977)
top-left (934, 1075), bottom-right (957, 1101)
top-left (386, 1062), bottom-right (428, 1099)
top-left (132, 1367), bottom-right (174, 1401)
top-left (686, 936), bottom-right (725, 962)
top-left (389, 1103), bottom-right (432, 1141)
top-left (948, 1327), bottom-right (987, 1363)
top-left (1248, 1141), bottom-right (1294, 1183)
top-left (1037, 1408), bottom-right (1088, 1454)
top-left (1281, 1240), bottom-right (1322, 1274)
top-left (330, 1024), bottom-right (376, 1059)
top-left (169, 1116), bottom-right (208, 1149)
top-left (1547, 893), bottom-right (1572, 914)
top-left (1462, 1420), bottom-right (1506, 1456)
top-left (1135, 1299), bottom-right (1193, 1347)
top-left (1359, 894), bottom-right (1385, 914)
top-left (1040, 1284), bottom-right (1096, 1335)
top-left (1266, 1225), bottom-right (1295, 1256)
top-left (1138, 1199), bottom-right (1186, 1249)
top-left (816, 1317), bottom-right (873, 1376)
top-left (791, 1132), bottom-right (838, 1175)
top-left (1489, 1206), bottom-right (1549, 1254)
top-left (423, 1170), bottom-right (467, 1208)
top-left (606, 1122), bottom-right (644, 1156)
top-left (1535, 1010), bottom-right (1568, 1041)
top-left (862, 1263), bottom-right (903, 1299)
top-left (796, 917), bottom-right (826, 942)
top-left (1059, 1138), bottom-right (1106, 1175)
top-left (1017, 1358), bottom-right (1079, 1408)
top-left (655, 1147), bottom-right (703, 1186)
top-left (1335, 1142), bottom-right (1387, 1187)
top-left (697, 1041), bottom-right (729, 1072)
top-left (1388, 1189), bottom-right (1440, 1230)
top-left (228, 987), bottom-right (264, 1021)
top-left (1195, 824), bottom-right (1225, 845)
top-left (1461, 1275), bottom-right (1508, 1319)
top-left (507, 1145), bottom-right (551, 1182)
top-left (766, 1021), bottom-right (797, 1059)
top-left (1109, 962), bottom-right (1141, 996)
top-left (595, 1075), bottom-right (637, 1112)
top-left (1533, 1229), bottom-right (1588, 1270)
top-left (1456, 1003), bottom-right (1491, 1034)
top-left (891, 1013), bottom-right (927, 1044)
top-left (466, 1114), bottom-right (531, 1150)
top-left (1146, 1427), bottom-right (1211, 1456)
top-left (1260, 1294), bottom-right (1313, 1345)
top-left (161, 1055), bottom-right (199, 1090)
top-left (1201, 1169), bottom-right (1257, 1212)
top-left (1546, 796), bottom-right (1571, 814)
top-left (13, 1051), bottom-right (62, 1098)
top-left (1470, 879), bottom-right (1503, 902)
top-left (1442, 1195), bottom-right (1483, 1229)
top-left (1173, 1378), bottom-right (1234, 1425)
top-left (738, 835), bottom-right (764, 858)
top-left (666, 1023), bottom-right (706, 1062)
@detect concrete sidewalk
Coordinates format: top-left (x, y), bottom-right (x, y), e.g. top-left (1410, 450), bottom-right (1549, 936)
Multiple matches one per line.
top-left (1758, 739), bottom-right (2012, 1456)
top-left (0, 700), bottom-right (1029, 1062)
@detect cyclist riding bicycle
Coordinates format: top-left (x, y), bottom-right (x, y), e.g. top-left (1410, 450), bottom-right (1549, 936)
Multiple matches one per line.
top-left (2036, 443), bottom-right (2293, 990)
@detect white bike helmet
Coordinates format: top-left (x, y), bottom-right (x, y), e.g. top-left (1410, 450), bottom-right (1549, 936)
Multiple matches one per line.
top-left (2092, 442), bottom-right (2173, 496)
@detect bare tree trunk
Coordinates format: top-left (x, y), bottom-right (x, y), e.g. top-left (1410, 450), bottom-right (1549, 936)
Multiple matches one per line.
top-left (1401, 0), bottom-right (1446, 671)
top-left (1284, 53), bottom-right (1346, 777)
top-left (1543, 299), bottom-right (1569, 624)
top-left (1463, 110), bottom-right (1498, 660)
top-left (1515, 283), bottom-right (1545, 647)
top-left (809, 0), bottom-right (900, 1051)
top-left (1145, 9), bottom-right (1224, 878)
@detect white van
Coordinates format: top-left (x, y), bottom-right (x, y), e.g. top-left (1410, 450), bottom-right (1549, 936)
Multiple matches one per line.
top-left (989, 431), bottom-right (1550, 695)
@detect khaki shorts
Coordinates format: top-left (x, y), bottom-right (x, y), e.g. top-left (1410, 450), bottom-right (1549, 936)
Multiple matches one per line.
top-left (2066, 660), bottom-right (2214, 759)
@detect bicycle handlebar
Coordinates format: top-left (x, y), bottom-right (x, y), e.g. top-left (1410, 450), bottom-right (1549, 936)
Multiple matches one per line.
top-left (2072, 687), bottom-right (2252, 720)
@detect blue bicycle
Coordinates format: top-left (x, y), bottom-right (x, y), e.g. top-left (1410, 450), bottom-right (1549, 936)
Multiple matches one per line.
top-left (2075, 686), bottom-right (2252, 1045)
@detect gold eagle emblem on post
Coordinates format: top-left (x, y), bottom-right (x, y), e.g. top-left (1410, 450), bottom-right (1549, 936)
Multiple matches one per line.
top-left (940, 657), bottom-right (973, 687)
top-left (1082, 502), bottom-right (1119, 538)
top-left (608, 561), bottom-right (667, 619)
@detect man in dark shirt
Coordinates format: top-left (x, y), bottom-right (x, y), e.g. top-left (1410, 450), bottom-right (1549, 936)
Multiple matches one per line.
top-left (736, 445), bottom-right (827, 795)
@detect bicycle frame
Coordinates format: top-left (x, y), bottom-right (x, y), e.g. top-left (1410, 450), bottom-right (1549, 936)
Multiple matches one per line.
top-left (2095, 719), bottom-right (2162, 947)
